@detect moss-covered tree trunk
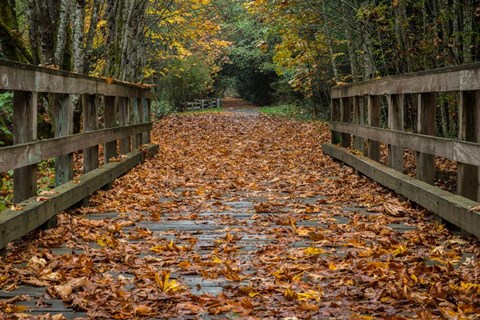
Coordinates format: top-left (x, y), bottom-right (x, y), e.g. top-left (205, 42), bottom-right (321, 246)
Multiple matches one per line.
top-left (0, 0), bottom-right (32, 62)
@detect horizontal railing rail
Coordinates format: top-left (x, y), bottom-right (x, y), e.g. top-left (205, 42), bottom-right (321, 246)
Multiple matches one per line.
top-left (0, 59), bottom-right (158, 248)
top-left (181, 98), bottom-right (221, 111)
top-left (324, 62), bottom-right (480, 237)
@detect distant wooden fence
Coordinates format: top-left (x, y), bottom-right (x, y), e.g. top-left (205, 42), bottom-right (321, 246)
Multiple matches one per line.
top-left (0, 59), bottom-right (158, 249)
top-left (323, 63), bottom-right (480, 237)
top-left (182, 98), bottom-right (221, 111)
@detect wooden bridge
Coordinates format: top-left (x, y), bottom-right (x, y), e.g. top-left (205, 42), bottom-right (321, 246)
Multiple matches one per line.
top-left (0, 60), bottom-right (158, 249)
top-left (0, 61), bottom-right (479, 319)
top-left (324, 63), bottom-right (480, 237)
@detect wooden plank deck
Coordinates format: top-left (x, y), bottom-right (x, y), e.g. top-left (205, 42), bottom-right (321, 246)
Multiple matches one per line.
top-left (1, 111), bottom-right (479, 319)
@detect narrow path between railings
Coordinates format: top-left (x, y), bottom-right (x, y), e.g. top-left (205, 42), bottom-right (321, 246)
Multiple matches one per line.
top-left (0, 102), bottom-right (479, 319)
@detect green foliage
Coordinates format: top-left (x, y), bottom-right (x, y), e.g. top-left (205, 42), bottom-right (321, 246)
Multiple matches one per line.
top-left (151, 95), bottom-right (173, 118)
top-left (156, 56), bottom-right (214, 111)
top-left (215, 0), bottom-right (279, 105)
top-left (260, 104), bottom-right (318, 120)
top-left (0, 92), bottom-right (14, 146)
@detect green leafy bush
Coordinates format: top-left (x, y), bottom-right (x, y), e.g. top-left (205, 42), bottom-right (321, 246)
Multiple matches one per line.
top-left (0, 92), bottom-right (14, 146)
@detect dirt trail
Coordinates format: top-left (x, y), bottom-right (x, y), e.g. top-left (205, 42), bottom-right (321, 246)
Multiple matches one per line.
top-left (0, 109), bottom-right (479, 319)
top-left (221, 97), bottom-right (260, 114)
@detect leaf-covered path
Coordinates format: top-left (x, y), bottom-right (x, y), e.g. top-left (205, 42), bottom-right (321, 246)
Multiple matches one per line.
top-left (1, 110), bottom-right (480, 319)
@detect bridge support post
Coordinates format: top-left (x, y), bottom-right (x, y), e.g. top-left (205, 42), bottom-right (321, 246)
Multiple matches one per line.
top-left (340, 97), bottom-right (352, 148)
top-left (367, 95), bottom-right (381, 162)
top-left (331, 98), bottom-right (341, 144)
top-left (54, 94), bottom-right (74, 186)
top-left (104, 96), bottom-right (118, 163)
top-left (83, 94), bottom-right (99, 173)
top-left (135, 98), bottom-right (143, 147)
top-left (416, 93), bottom-right (436, 184)
top-left (13, 91), bottom-right (38, 204)
top-left (142, 98), bottom-right (150, 144)
top-left (119, 97), bottom-right (131, 154)
top-left (387, 94), bottom-right (404, 172)
top-left (353, 96), bottom-right (365, 154)
top-left (458, 91), bottom-right (480, 201)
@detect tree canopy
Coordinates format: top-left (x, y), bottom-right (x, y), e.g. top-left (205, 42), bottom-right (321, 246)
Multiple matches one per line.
top-left (0, 0), bottom-right (479, 109)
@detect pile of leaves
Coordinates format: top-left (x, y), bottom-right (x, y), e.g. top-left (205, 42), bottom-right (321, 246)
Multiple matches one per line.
top-left (0, 111), bottom-right (479, 319)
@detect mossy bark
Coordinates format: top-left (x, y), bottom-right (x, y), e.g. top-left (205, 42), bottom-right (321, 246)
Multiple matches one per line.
top-left (0, 0), bottom-right (32, 62)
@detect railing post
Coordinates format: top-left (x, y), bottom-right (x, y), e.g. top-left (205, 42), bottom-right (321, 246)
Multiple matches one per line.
top-left (387, 94), bottom-right (404, 172)
top-left (137, 97), bottom-right (144, 146)
top-left (331, 98), bottom-right (341, 144)
top-left (341, 97), bottom-right (352, 148)
top-left (13, 91), bottom-right (37, 204)
top-left (457, 91), bottom-right (480, 201)
top-left (131, 98), bottom-right (140, 150)
top-left (104, 96), bottom-right (118, 163)
top-left (352, 96), bottom-right (365, 153)
top-left (416, 93), bottom-right (436, 184)
top-left (83, 94), bottom-right (99, 173)
top-left (142, 98), bottom-right (150, 144)
top-left (54, 94), bottom-right (73, 186)
top-left (367, 95), bottom-right (381, 161)
top-left (119, 97), bottom-right (131, 154)
top-left (217, 98), bottom-right (221, 108)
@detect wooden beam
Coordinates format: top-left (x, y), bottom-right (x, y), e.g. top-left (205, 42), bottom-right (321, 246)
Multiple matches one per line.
top-left (352, 96), bottom-right (365, 153)
top-left (458, 91), bottom-right (480, 201)
top-left (53, 94), bottom-right (73, 187)
top-left (142, 98), bottom-right (150, 144)
top-left (0, 123), bottom-right (151, 172)
top-left (416, 93), bottom-right (436, 184)
top-left (0, 59), bottom-right (151, 98)
top-left (83, 94), bottom-right (99, 173)
top-left (329, 122), bottom-right (480, 166)
top-left (13, 91), bottom-right (37, 204)
top-left (331, 98), bottom-right (341, 144)
top-left (119, 97), bottom-right (131, 154)
top-left (341, 97), bottom-right (352, 148)
top-left (104, 96), bottom-right (118, 163)
top-left (367, 95), bottom-right (381, 161)
top-left (322, 143), bottom-right (480, 238)
top-left (387, 94), bottom-right (404, 172)
top-left (0, 144), bottom-right (159, 249)
top-left (331, 61), bottom-right (480, 98)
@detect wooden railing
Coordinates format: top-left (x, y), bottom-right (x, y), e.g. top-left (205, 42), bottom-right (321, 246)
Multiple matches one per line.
top-left (0, 60), bottom-right (158, 248)
top-left (182, 98), bottom-right (221, 111)
top-left (323, 62), bottom-right (480, 237)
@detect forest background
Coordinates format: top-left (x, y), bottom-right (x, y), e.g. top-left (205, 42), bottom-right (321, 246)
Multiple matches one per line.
top-left (0, 0), bottom-right (479, 144)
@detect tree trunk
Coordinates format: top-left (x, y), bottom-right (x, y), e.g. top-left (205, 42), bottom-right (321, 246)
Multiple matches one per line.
top-left (394, 0), bottom-right (411, 73)
top-left (84, 0), bottom-right (101, 74)
top-left (26, 0), bottom-right (40, 64)
top-left (463, 0), bottom-right (474, 63)
top-left (0, 0), bottom-right (32, 62)
top-left (35, 0), bottom-right (56, 64)
top-left (72, 0), bottom-right (85, 73)
top-left (54, 0), bottom-right (71, 67)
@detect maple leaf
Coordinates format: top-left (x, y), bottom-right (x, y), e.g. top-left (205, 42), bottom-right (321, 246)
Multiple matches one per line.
top-left (154, 271), bottom-right (184, 293)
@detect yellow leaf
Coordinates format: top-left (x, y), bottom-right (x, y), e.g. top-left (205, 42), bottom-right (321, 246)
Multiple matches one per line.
top-left (212, 255), bottom-right (223, 264)
top-left (328, 262), bottom-right (337, 271)
top-left (392, 244), bottom-right (408, 256)
top-left (3, 304), bottom-right (29, 313)
top-left (154, 272), bottom-right (184, 293)
top-left (297, 289), bottom-right (322, 302)
top-left (303, 247), bottom-right (324, 256)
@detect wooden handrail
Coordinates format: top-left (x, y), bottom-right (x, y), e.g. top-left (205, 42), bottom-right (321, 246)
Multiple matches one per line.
top-left (325, 63), bottom-right (480, 237)
top-left (0, 59), bottom-right (157, 248)
top-left (331, 62), bottom-right (480, 98)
